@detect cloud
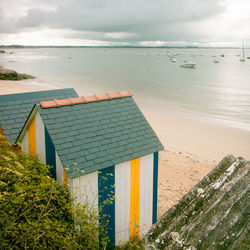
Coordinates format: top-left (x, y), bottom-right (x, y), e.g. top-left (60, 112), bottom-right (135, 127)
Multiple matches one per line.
top-left (4, 1), bottom-right (225, 40)
top-left (17, 0), bottom-right (226, 30)
top-left (0, 0), bottom-right (249, 46)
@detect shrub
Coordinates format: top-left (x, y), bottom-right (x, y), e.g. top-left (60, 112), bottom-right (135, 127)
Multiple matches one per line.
top-left (0, 139), bottom-right (107, 249)
top-left (115, 238), bottom-right (145, 250)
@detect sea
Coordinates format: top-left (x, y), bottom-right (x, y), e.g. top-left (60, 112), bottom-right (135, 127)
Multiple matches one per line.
top-left (1, 47), bottom-right (250, 131)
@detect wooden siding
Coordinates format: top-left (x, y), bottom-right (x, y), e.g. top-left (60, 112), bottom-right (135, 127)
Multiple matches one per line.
top-left (63, 169), bottom-right (68, 189)
top-left (45, 127), bottom-right (56, 179)
top-left (130, 158), bottom-right (140, 239)
top-left (153, 152), bottom-right (159, 224)
top-left (28, 117), bottom-right (36, 156)
top-left (115, 161), bottom-right (131, 245)
top-left (22, 130), bottom-right (29, 154)
top-left (19, 111), bottom-right (159, 245)
top-left (139, 154), bottom-right (154, 236)
top-left (56, 152), bottom-right (64, 186)
top-left (20, 115), bottom-right (65, 186)
top-left (98, 166), bottom-right (115, 248)
top-left (0, 125), bottom-right (6, 141)
top-left (35, 112), bottom-right (45, 162)
top-left (72, 171), bottom-right (98, 210)
top-left (68, 178), bottom-right (73, 199)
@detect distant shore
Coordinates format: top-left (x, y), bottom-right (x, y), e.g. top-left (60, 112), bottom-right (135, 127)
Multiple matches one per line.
top-left (1, 79), bottom-right (249, 218)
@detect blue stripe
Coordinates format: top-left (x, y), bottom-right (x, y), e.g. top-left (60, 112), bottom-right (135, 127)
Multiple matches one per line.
top-left (152, 152), bottom-right (159, 224)
top-left (98, 166), bottom-right (115, 248)
top-left (45, 127), bottom-right (56, 179)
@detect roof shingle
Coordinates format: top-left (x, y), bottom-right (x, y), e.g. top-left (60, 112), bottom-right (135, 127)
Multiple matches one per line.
top-left (0, 88), bottom-right (78, 143)
top-left (37, 95), bottom-right (163, 178)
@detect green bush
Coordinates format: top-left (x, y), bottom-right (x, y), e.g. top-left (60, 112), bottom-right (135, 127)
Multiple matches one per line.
top-left (0, 139), bottom-right (144, 249)
top-left (0, 139), bottom-right (107, 249)
top-left (115, 238), bottom-right (145, 250)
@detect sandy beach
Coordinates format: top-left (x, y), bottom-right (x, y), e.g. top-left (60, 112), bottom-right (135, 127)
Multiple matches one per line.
top-left (1, 79), bottom-right (249, 219)
top-left (0, 80), bottom-right (55, 94)
top-left (143, 107), bottom-right (250, 217)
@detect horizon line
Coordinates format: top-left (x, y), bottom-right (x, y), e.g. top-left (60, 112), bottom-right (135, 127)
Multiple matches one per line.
top-left (0, 45), bottom-right (245, 49)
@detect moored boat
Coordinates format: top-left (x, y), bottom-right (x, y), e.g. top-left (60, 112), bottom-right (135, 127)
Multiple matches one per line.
top-left (180, 61), bottom-right (197, 68)
top-left (170, 58), bottom-right (177, 62)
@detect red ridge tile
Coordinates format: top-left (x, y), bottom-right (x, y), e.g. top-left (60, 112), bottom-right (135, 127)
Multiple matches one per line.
top-left (85, 95), bottom-right (98, 102)
top-left (40, 90), bottom-right (133, 108)
top-left (69, 97), bottom-right (84, 105)
top-left (55, 99), bottom-right (71, 107)
top-left (118, 90), bottom-right (133, 97)
top-left (80, 96), bottom-right (88, 103)
top-left (108, 92), bottom-right (121, 99)
top-left (40, 100), bottom-right (57, 108)
top-left (95, 93), bottom-right (110, 101)
top-left (105, 93), bottom-right (112, 99)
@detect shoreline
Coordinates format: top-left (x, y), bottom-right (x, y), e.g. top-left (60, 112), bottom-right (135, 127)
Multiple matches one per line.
top-left (1, 79), bottom-right (249, 218)
top-left (142, 106), bottom-right (250, 164)
top-left (0, 79), bottom-right (55, 94)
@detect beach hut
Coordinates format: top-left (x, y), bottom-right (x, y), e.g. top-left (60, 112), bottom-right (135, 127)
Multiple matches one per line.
top-left (0, 88), bottom-right (78, 143)
top-left (16, 90), bottom-right (164, 247)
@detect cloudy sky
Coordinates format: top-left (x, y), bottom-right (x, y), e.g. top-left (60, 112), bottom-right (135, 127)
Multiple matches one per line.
top-left (0, 0), bottom-right (249, 47)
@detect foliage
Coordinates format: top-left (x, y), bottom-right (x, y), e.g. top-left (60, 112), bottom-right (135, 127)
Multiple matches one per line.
top-left (73, 203), bottom-right (109, 249)
top-left (0, 139), bottom-right (107, 249)
top-left (115, 238), bottom-right (145, 250)
top-left (0, 138), bottom-right (143, 249)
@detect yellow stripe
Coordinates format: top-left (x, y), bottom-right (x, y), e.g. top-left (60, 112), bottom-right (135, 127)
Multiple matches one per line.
top-left (0, 125), bottom-right (4, 136)
top-left (130, 157), bottom-right (140, 239)
top-left (0, 125), bottom-right (6, 141)
top-left (63, 169), bottom-right (68, 189)
top-left (28, 117), bottom-right (36, 156)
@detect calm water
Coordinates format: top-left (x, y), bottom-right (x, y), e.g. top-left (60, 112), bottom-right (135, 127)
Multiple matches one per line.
top-left (1, 48), bottom-right (250, 130)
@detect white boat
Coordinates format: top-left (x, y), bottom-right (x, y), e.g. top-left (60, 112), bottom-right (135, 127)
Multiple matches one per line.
top-left (170, 58), bottom-right (177, 62)
top-left (213, 59), bottom-right (219, 63)
top-left (180, 61), bottom-right (197, 68)
top-left (240, 42), bottom-right (245, 62)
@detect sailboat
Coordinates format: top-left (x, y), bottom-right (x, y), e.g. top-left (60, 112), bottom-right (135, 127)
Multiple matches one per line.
top-left (240, 42), bottom-right (245, 62)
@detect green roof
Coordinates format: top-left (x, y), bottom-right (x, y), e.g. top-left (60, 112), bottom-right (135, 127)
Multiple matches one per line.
top-left (145, 155), bottom-right (250, 249)
top-left (37, 97), bottom-right (163, 178)
top-left (0, 88), bottom-right (78, 143)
